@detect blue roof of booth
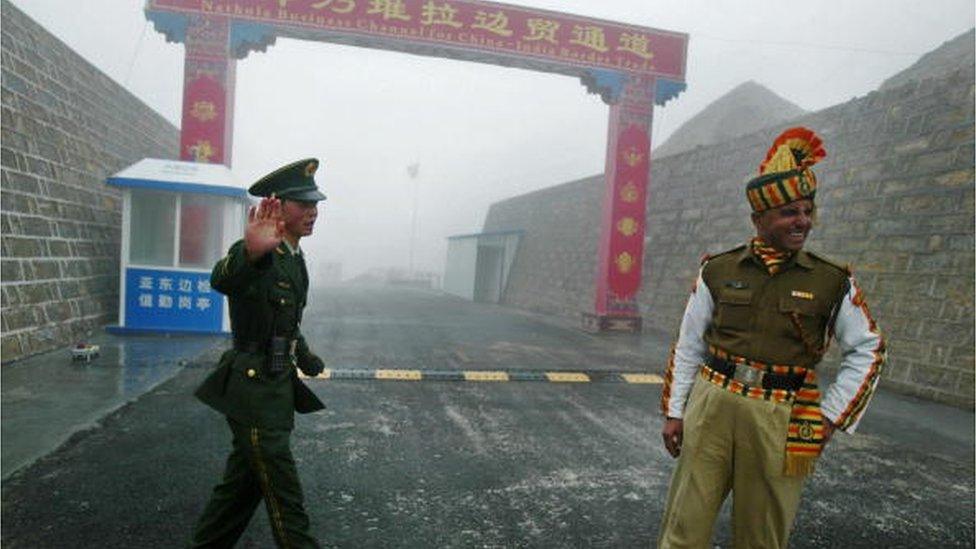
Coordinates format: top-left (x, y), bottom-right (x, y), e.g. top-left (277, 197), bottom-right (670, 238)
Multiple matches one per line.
top-left (106, 158), bottom-right (249, 199)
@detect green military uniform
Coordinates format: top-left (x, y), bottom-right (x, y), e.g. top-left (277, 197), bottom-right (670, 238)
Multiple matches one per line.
top-left (190, 159), bottom-right (327, 549)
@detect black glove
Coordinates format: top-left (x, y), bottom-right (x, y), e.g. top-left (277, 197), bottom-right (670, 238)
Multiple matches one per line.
top-left (298, 353), bottom-right (325, 377)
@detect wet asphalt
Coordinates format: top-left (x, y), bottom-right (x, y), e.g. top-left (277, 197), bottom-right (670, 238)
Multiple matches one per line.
top-left (1, 286), bottom-right (973, 548)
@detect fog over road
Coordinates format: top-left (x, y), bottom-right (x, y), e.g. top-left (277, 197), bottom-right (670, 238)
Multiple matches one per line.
top-left (2, 287), bottom-right (972, 548)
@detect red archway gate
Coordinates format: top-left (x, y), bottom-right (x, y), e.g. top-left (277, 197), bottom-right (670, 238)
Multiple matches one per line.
top-left (145, 0), bottom-right (688, 332)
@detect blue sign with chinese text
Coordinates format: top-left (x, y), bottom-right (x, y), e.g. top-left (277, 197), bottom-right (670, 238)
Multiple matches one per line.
top-left (124, 267), bottom-right (223, 333)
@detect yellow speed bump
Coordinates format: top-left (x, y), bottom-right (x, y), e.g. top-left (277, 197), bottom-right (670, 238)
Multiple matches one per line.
top-left (621, 373), bottom-right (664, 384)
top-left (463, 371), bottom-right (510, 382)
top-left (298, 369), bottom-right (332, 380)
top-left (545, 372), bottom-right (590, 383)
top-left (375, 369), bottom-right (422, 381)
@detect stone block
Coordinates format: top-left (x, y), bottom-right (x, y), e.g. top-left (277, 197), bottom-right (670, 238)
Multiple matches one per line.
top-left (956, 372), bottom-right (975, 402)
top-left (20, 215), bottom-right (52, 237)
top-left (24, 155), bottom-right (53, 178)
top-left (881, 235), bottom-right (931, 253)
top-left (58, 279), bottom-right (81, 299)
top-left (29, 259), bottom-right (60, 280)
top-left (896, 193), bottom-right (961, 215)
top-left (60, 259), bottom-right (92, 278)
top-left (888, 339), bottom-right (929, 361)
top-left (3, 305), bottom-right (38, 331)
top-left (23, 326), bottom-right (59, 356)
top-left (4, 171), bottom-right (40, 193)
top-left (1, 258), bottom-right (23, 281)
top-left (856, 250), bottom-right (909, 272)
top-left (919, 320), bottom-right (973, 344)
top-left (845, 200), bottom-right (885, 218)
top-left (945, 235), bottom-right (974, 251)
top-left (907, 363), bottom-right (959, 392)
top-left (0, 191), bottom-right (37, 216)
top-left (43, 301), bottom-right (72, 322)
top-left (893, 137), bottom-right (929, 154)
top-left (1, 146), bottom-right (20, 169)
top-left (1, 334), bottom-right (24, 360)
top-left (941, 292), bottom-right (975, 323)
top-left (909, 251), bottom-right (963, 273)
top-left (46, 239), bottom-right (70, 257)
top-left (19, 281), bottom-right (57, 304)
top-left (1, 67), bottom-right (30, 96)
top-left (928, 343), bottom-right (956, 366)
top-left (34, 197), bottom-right (60, 218)
top-left (932, 169), bottom-right (974, 190)
top-left (3, 236), bottom-right (44, 257)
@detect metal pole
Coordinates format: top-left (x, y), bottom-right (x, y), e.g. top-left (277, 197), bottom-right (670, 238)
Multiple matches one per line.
top-left (407, 163), bottom-right (420, 275)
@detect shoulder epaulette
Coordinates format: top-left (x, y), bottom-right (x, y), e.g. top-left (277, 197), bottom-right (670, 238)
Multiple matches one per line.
top-left (703, 244), bottom-right (747, 265)
top-left (805, 250), bottom-right (851, 275)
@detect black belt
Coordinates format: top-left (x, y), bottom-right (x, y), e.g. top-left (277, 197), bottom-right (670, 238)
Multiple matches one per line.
top-left (233, 339), bottom-right (297, 354)
top-left (706, 354), bottom-right (805, 391)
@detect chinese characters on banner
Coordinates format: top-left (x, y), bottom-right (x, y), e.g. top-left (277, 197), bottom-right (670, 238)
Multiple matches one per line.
top-left (148, 0), bottom-right (686, 80)
top-left (125, 268), bottom-right (224, 332)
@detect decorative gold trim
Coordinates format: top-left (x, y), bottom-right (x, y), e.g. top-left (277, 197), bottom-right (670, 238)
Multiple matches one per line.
top-left (250, 428), bottom-right (291, 548)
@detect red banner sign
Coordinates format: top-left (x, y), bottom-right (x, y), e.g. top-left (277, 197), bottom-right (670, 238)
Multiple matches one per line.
top-left (181, 73), bottom-right (229, 163)
top-left (606, 124), bottom-right (649, 299)
top-left (147, 0), bottom-right (687, 80)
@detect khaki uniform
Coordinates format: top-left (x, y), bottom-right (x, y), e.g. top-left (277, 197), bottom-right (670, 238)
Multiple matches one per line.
top-left (659, 245), bottom-right (886, 548)
top-left (190, 239), bottom-right (324, 548)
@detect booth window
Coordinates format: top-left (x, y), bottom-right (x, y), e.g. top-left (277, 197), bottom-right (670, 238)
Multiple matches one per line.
top-left (129, 189), bottom-right (176, 266)
top-left (179, 193), bottom-right (224, 268)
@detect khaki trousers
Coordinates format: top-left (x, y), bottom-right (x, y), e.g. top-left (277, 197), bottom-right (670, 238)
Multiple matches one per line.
top-left (658, 377), bottom-right (807, 549)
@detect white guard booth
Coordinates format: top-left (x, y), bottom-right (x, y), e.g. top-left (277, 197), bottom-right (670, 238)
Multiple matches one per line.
top-left (106, 158), bottom-right (249, 334)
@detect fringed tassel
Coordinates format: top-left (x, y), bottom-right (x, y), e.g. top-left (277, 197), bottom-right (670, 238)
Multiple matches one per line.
top-left (783, 368), bottom-right (824, 477)
top-left (783, 454), bottom-right (819, 477)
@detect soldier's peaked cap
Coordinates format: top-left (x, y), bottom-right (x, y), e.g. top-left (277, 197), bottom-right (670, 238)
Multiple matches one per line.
top-left (248, 158), bottom-right (326, 202)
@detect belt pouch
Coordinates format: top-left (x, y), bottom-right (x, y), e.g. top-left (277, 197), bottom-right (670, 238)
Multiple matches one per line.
top-left (268, 336), bottom-right (291, 375)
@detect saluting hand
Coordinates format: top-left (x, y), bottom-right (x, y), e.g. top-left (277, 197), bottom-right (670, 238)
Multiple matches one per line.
top-left (244, 195), bottom-right (285, 262)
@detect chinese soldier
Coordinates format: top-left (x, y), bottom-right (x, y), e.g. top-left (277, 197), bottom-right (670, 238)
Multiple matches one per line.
top-left (658, 128), bottom-right (886, 548)
top-left (190, 158), bottom-right (328, 548)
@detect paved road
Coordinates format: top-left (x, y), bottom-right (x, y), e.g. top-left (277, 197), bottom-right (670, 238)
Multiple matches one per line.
top-left (2, 287), bottom-right (973, 548)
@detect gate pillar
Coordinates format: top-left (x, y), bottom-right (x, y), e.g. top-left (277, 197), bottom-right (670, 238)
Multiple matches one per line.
top-left (583, 75), bottom-right (656, 333)
top-left (180, 16), bottom-right (236, 166)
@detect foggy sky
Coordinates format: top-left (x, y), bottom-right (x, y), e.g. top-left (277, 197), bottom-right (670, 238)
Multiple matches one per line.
top-left (10, 0), bottom-right (975, 280)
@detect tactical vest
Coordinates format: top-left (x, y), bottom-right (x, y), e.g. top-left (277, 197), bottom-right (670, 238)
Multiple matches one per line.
top-left (702, 245), bottom-right (849, 368)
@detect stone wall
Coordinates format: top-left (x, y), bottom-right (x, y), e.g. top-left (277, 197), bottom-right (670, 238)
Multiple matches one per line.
top-left (484, 176), bottom-right (603, 319)
top-left (484, 68), bottom-right (974, 407)
top-left (1, 0), bottom-right (180, 362)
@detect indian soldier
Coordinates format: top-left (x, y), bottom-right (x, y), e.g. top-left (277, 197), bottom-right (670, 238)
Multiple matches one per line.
top-left (657, 127), bottom-right (886, 548)
top-left (189, 158), bottom-right (328, 548)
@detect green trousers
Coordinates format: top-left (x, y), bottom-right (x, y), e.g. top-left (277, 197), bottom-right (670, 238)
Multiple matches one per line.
top-left (190, 418), bottom-right (320, 548)
top-left (658, 377), bottom-right (807, 549)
